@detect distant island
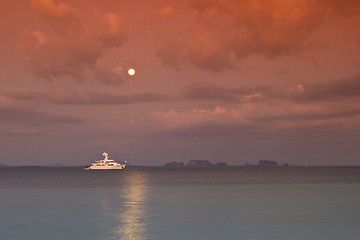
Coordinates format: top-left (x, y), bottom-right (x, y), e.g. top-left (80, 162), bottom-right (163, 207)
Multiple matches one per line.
top-left (1, 159), bottom-right (292, 168)
top-left (164, 159), bottom-right (290, 167)
top-left (164, 159), bottom-right (228, 167)
top-left (246, 160), bottom-right (290, 167)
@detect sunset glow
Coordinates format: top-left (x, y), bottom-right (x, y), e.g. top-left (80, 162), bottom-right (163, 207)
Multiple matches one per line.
top-left (1, 0), bottom-right (360, 166)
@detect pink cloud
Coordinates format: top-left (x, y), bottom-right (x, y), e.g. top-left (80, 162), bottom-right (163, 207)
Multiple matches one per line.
top-left (157, 0), bottom-right (360, 71)
top-left (297, 84), bottom-right (304, 92)
top-left (18, 0), bottom-right (128, 85)
top-left (157, 6), bottom-right (174, 18)
top-left (3, 88), bottom-right (167, 105)
top-left (151, 100), bottom-right (360, 134)
top-left (152, 106), bottom-right (228, 127)
top-left (0, 97), bottom-right (84, 133)
top-left (31, 0), bottom-right (78, 18)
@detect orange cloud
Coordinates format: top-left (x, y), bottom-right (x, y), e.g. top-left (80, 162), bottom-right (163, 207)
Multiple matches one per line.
top-left (151, 99), bottom-right (360, 135)
top-left (158, 0), bottom-right (360, 71)
top-left (18, 0), bottom-right (128, 85)
top-left (157, 6), bottom-right (174, 18)
top-left (152, 106), bottom-right (228, 127)
top-left (31, 0), bottom-right (77, 18)
top-left (3, 88), bottom-right (167, 105)
top-left (297, 84), bottom-right (304, 92)
top-left (0, 97), bottom-right (84, 133)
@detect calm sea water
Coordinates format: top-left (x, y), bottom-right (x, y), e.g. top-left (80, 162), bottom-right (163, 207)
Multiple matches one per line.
top-left (1, 166), bottom-right (360, 240)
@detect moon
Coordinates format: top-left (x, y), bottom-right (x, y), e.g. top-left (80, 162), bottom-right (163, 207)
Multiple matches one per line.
top-left (128, 68), bottom-right (135, 76)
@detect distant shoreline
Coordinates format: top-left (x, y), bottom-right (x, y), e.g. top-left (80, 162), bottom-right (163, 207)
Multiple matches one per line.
top-left (1, 165), bottom-right (360, 168)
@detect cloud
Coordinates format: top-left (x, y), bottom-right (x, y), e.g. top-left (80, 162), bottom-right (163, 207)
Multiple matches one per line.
top-left (30, 0), bottom-right (78, 18)
top-left (4, 89), bottom-right (167, 105)
top-left (154, 121), bottom-right (257, 141)
top-left (151, 102), bottom-right (360, 135)
top-left (0, 128), bottom-right (41, 137)
top-left (17, 0), bottom-right (128, 85)
top-left (182, 76), bottom-right (360, 104)
top-left (156, 41), bottom-right (185, 70)
top-left (153, 76), bottom-right (360, 131)
top-left (292, 76), bottom-right (360, 103)
top-left (157, 0), bottom-right (360, 71)
top-left (183, 81), bottom-right (268, 102)
top-left (157, 6), bottom-right (174, 18)
top-left (297, 84), bottom-right (304, 92)
top-left (0, 101), bottom-right (84, 128)
top-left (93, 66), bottom-right (127, 86)
top-left (152, 106), bottom-right (227, 127)
top-left (251, 103), bottom-right (360, 124)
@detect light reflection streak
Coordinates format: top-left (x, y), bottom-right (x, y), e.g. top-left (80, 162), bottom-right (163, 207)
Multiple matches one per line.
top-left (115, 172), bottom-right (149, 240)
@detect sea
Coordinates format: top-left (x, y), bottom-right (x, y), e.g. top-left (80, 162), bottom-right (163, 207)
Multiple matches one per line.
top-left (0, 166), bottom-right (359, 240)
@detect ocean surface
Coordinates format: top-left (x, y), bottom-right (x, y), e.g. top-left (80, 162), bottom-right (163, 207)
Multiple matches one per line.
top-left (1, 166), bottom-right (360, 240)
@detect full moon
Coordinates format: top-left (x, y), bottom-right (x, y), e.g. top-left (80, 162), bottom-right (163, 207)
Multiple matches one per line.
top-left (128, 68), bottom-right (135, 76)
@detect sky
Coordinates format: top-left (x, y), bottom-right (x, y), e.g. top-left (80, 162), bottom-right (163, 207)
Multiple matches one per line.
top-left (1, 0), bottom-right (360, 166)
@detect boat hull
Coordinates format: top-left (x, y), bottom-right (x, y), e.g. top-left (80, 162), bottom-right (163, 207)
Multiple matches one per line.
top-left (84, 164), bottom-right (126, 170)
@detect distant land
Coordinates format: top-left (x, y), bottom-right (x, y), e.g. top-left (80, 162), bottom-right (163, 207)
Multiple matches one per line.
top-left (0, 160), bottom-right (289, 168)
top-left (164, 159), bottom-right (290, 167)
top-left (5, 160), bottom-right (359, 168)
top-left (248, 160), bottom-right (290, 167)
top-left (164, 159), bottom-right (228, 167)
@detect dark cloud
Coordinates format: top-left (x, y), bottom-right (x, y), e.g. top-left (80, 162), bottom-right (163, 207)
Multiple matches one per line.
top-left (158, 0), bottom-right (360, 71)
top-left (292, 77), bottom-right (360, 103)
top-left (157, 121), bottom-right (258, 139)
top-left (4, 89), bottom-right (167, 105)
top-left (177, 76), bottom-right (360, 132)
top-left (153, 102), bottom-right (360, 135)
top-left (182, 76), bottom-right (360, 104)
top-left (0, 128), bottom-right (41, 137)
top-left (253, 107), bottom-right (360, 123)
top-left (156, 41), bottom-right (184, 70)
top-left (93, 67), bottom-right (125, 86)
top-left (0, 104), bottom-right (84, 127)
top-left (183, 82), bottom-right (268, 102)
top-left (154, 116), bottom-right (360, 148)
top-left (17, 0), bottom-right (128, 85)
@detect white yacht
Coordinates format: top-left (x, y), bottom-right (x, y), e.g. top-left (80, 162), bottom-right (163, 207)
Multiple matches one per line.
top-left (84, 152), bottom-right (126, 170)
